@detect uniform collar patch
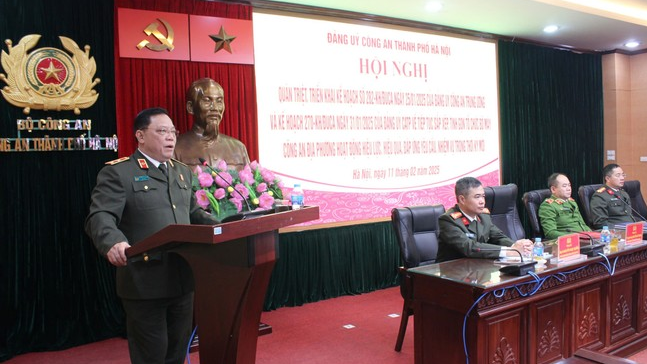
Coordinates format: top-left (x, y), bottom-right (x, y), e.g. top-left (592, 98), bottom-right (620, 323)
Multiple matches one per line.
top-left (137, 158), bottom-right (149, 170)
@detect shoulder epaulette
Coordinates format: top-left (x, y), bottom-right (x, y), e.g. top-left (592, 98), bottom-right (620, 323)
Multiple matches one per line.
top-left (546, 198), bottom-right (554, 204)
top-left (596, 187), bottom-right (606, 193)
top-left (482, 207), bottom-right (491, 214)
top-left (105, 156), bottom-right (129, 165)
top-left (568, 197), bottom-right (575, 202)
top-left (450, 211), bottom-right (463, 220)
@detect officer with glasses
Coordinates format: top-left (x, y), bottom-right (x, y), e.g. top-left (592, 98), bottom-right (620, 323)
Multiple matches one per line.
top-left (85, 107), bottom-right (219, 364)
top-left (590, 163), bottom-right (636, 229)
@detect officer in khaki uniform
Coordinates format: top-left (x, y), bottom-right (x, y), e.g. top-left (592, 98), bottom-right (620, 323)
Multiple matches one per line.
top-left (589, 164), bottom-right (635, 230)
top-left (85, 108), bottom-right (219, 364)
top-left (538, 173), bottom-right (591, 240)
top-left (437, 177), bottom-right (533, 262)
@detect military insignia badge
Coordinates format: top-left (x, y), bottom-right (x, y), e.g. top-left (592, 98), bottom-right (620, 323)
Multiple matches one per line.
top-left (450, 211), bottom-right (463, 219)
top-left (137, 158), bottom-right (149, 169)
top-left (0, 34), bottom-right (100, 115)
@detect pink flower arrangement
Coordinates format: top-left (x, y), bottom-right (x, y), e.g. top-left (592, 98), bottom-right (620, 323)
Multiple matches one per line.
top-left (191, 160), bottom-right (285, 220)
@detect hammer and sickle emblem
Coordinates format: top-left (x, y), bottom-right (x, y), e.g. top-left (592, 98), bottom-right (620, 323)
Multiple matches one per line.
top-left (136, 18), bottom-right (175, 52)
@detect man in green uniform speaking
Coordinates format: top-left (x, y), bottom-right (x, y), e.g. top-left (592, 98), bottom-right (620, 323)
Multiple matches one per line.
top-left (85, 107), bottom-right (219, 364)
top-left (436, 177), bottom-right (533, 262)
top-left (590, 163), bottom-right (636, 230)
top-left (538, 173), bottom-right (591, 239)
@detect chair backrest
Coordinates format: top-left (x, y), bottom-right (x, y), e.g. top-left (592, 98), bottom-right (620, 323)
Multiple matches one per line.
top-left (483, 183), bottom-right (525, 241)
top-left (578, 184), bottom-right (603, 227)
top-left (623, 180), bottom-right (647, 221)
top-left (522, 189), bottom-right (552, 239)
top-left (391, 205), bottom-right (445, 269)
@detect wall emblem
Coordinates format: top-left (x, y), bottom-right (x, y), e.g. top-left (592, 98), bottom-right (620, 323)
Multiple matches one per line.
top-left (0, 34), bottom-right (100, 115)
top-left (137, 18), bottom-right (175, 52)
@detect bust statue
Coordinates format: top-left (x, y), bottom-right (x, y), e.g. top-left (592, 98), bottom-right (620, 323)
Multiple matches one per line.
top-left (174, 78), bottom-right (250, 170)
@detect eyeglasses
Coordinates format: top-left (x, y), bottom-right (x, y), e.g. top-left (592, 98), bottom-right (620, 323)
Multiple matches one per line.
top-left (141, 127), bottom-right (179, 137)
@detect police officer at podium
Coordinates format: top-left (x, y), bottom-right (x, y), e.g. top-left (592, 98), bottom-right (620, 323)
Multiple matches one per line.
top-left (85, 107), bottom-right (218, 364)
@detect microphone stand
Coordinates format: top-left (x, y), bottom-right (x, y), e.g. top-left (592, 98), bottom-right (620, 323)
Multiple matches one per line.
top-left (472, 246), bottom-right (536, 276)
top-left (613, 192), bottom-right (647, 222)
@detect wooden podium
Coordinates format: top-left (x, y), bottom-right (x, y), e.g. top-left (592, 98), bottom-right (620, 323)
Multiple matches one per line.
top-left (126, 206), bottom-right (319, 364)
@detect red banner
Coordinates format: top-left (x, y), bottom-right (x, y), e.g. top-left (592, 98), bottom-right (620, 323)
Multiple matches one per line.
top-left (190, 16), bottom-right (254, 64)
top-left (117, 9), bottom-right (253, 64)
top-left (117, 8), bottom-right (190, 61)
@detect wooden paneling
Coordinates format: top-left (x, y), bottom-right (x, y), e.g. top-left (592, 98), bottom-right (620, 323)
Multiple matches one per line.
top-left (411, 244), bottom-right (647, 364)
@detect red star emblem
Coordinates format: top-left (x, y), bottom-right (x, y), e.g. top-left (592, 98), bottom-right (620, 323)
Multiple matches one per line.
top-left (209, 26), bottom-right (236, 54)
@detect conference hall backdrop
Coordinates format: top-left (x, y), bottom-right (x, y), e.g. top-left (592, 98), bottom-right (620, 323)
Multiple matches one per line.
top-left (0, 0), bottom-right (602, 360)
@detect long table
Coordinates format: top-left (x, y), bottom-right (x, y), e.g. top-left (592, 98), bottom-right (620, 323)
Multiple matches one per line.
top-left (408, 243), bottom-right (647, 364)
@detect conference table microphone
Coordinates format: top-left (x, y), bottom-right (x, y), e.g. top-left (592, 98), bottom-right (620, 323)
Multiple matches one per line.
top-left (567, 229), bottom-right (605, 257)
top-left (612, 192), bottom-right (647, 222)
top-left (471, 246), bottom-right (536, 276)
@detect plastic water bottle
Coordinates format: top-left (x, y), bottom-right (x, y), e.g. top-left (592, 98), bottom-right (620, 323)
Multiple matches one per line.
top-left (600, 226), bottom-right (611, 245)
top-left (290, 184), bottom-right (304, 210)
top-left (533, 237), bottom-right (544, 259)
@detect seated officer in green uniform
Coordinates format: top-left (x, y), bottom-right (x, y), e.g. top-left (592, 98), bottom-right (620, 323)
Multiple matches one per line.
top-left (436, 177), bottom-right (534, 262)
top-left (590, 163), bottom-right (636, 230)
top-left (538, 173), bottom-right (591, 240)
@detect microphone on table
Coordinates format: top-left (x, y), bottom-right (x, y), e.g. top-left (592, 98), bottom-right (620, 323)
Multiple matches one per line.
top-left (568, 229), bottom-right (605, 257)
top-left (198, 157), bottom-right (252, 212)
top-left (612, 192), bottom-right (647, 222)
top-left (471, 246), bottom-right (536, 276)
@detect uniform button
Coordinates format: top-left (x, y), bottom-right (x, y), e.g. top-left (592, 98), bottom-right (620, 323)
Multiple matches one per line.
top-left (173, 204), bottom-right (176, 209)
top-left (144, 254), bottom-right (149, 262)
top-left (144, 185), bottom-right (149, 190)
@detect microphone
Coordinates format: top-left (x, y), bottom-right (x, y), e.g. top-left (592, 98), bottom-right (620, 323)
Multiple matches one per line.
top-left (471, 246), bottom-right (536, 276)
top-left (568, 229), bottom-right (605, 257)
top-left (612, 192), bottom-right (647, 222)
top-left (198, 157), bottom-right (252, 213)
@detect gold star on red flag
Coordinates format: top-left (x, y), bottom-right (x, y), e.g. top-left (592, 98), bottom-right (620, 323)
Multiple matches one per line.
top-left (209, 26), bottom-right (236, 54)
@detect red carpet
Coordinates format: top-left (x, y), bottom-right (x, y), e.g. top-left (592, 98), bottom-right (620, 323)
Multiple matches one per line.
top-left (6, 286), bottom-right (647, 363)
top-left (4, 287), bottom-right (413, 364)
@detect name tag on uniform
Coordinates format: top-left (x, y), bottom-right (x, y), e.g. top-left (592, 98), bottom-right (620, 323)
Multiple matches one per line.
top-left (466, 233), bottom-right (475, 239)
top-left (134, 175), bottom-right (150, 182)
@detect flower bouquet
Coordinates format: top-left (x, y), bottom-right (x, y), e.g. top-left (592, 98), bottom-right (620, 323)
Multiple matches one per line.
top-left (192, 160), bottom-right (285, 221)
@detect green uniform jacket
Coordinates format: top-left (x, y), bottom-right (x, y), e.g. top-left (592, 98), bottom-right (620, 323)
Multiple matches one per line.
top-left (538, 195), bottom-right (591, 240)
top-left (589, 185), bottom-right (635, 230)
top-left (436, 205), bottom-right (514, 262)
top-left (85, 150), bottom-right (219, 300)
